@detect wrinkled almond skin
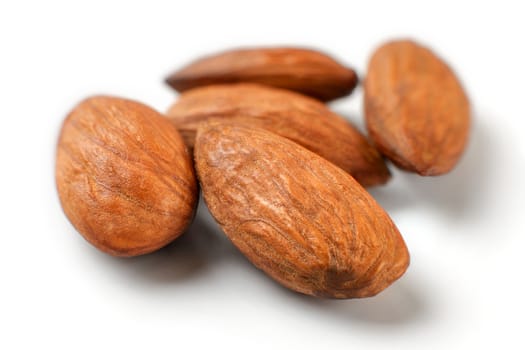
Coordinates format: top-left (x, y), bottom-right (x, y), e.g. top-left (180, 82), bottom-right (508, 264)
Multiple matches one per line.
top-left (56, 96), bottom-right (198, 257)
top-left (195, 123), bottom-right (409, 298)
top-left (165, 47), bottom-right (358, 102)
top-left (167, 83), bottom-right (390, 187)
top-left (365, 40), bottom-right (470, 175)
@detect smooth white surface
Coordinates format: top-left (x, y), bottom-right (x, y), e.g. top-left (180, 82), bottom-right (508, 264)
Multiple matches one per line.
top-left (1, 1), bottom-right (524, 349)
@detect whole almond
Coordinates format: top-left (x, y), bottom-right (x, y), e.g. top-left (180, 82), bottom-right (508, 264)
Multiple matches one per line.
top-left (167, 83), bottom-right (390, 187)
top-left (365, 39), bottom-right (470, 175)
top-left (194, 123), bottom-right (409, 298)
top-left (56, 96), bottom-right (198, 257)
top-left (165, 47), bottom-right (358, 102)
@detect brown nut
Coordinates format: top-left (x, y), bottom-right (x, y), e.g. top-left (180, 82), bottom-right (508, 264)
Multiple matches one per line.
top-left (365, 39), bottom-right (470, 175)
top-left (167, 83), bottom-right (390, 187)
top-left (165, 47), bottom-right (358, 102)
top-left (194, 123), bottom-right (409, 298)
top-left (56, 96), bottom-right (198, 257)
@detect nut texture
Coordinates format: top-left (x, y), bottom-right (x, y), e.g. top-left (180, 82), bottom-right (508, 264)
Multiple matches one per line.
top-left (195, 123), bottom-right (409, 298)
top-left (365, 39), bottom-right (470, 175)
top-left (165, 47), bottom-right (358, 101)
top-left (167, 83), bottom-right (390, 187)
top-left (56, 96), bottom-right (198, 257)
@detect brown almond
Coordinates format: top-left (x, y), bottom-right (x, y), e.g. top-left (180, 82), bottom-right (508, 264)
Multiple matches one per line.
top-left (56, 96), bottom-right (198, 257)
top-left (165, 47), bottom-right (358, 101)
top-left (194, 123), bottom-right (409, 298)
top-left (365, 39), bottom-right (470, 175)
top-left (167, 83), bottom-right (390, 187)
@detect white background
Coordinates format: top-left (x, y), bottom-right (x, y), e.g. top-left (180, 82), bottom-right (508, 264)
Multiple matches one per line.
top-left (1, 1), bottom-right (524, 349)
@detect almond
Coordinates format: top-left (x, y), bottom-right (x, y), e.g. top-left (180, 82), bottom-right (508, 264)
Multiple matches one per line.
top-left (165, 47), bottom-right (358, 101)
top-left (55, 96), bottom-right (198, 257)
top-left (194, 123), bottom-right (409, 298)
top-left (365, 39), bottom-right (470, 175)
top-left (167, 83), bottom-right (390, 187)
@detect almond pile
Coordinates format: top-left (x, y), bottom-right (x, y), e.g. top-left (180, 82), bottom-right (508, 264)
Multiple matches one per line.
top-left (56, 40), bottom-right (470, 299)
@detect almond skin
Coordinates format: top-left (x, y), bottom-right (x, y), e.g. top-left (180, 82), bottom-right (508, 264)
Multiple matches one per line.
top-left (165, 47), bottom-right (358, 102)
top-left (167, 83), bottom-right (390, 187)
top-left (365, 39), bottom-right (470, 175)
top-left (56, 96), bottom-right (198, 257)
top-left (194, 123), bottom-right (409, 298)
